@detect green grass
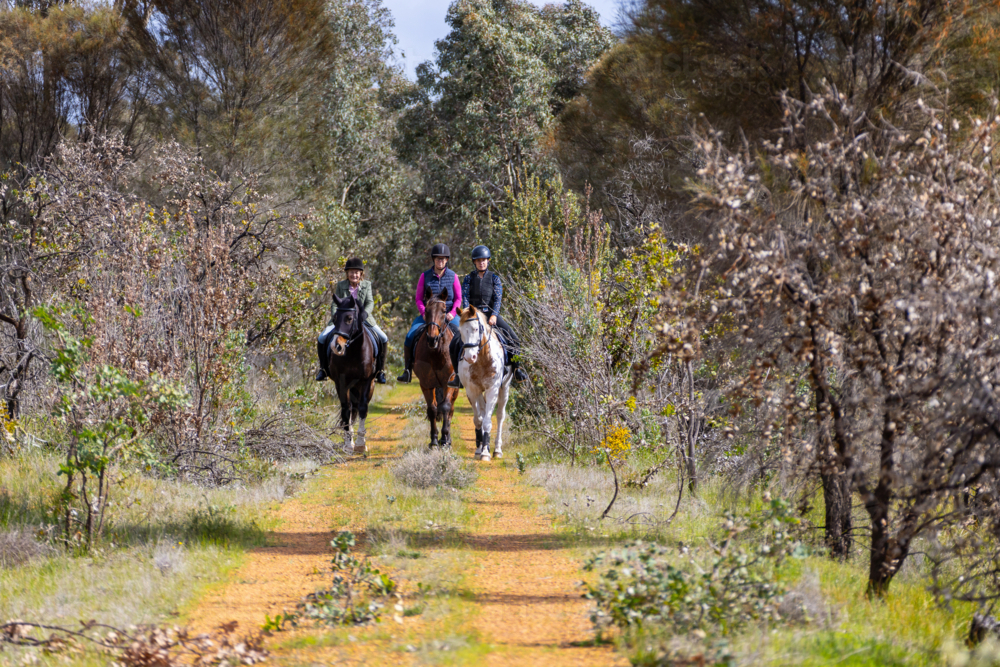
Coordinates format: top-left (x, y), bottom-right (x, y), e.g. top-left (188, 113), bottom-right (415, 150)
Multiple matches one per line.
top-left (515, 436), bottom-right (987, 667)
top-left (0, 443), bottom-right (307, 667)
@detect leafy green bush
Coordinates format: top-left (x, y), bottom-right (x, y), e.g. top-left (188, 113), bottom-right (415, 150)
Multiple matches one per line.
top-left (584, 498), bottom-right (803, 643)
top-left (38, 305), bottom-right (189, 547)
top-left (280, 532), bottom-right (400, 627)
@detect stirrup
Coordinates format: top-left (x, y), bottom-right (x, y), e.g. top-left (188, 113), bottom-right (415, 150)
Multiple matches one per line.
top-left (447, 374), bottom-right (462, 389)
top-left (316, 368), bottom-right (328, 381)
top-left (513, 367), bottom-right (528, 382)
top-left (397, 368), bottom-right (412, 383)
top-left (376, 371), bottom-right (387, 384)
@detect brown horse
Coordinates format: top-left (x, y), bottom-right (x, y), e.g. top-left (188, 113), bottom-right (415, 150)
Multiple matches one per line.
top-left (414, 287), bottom-right (458, 448)
top-left (325, 293), bottom-right (378, 456)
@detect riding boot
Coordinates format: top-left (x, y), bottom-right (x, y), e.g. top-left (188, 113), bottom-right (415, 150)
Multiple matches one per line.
top-left (316, 339), bottom-right (329, 381)
top-left (447, 337), bottom-right (463, 388)
top-left (375, 339), bottom-right (388, 384)
top-left (512, 359), bottom-right (528, 382)
top-left (397, 346), bottom-right (412, 383)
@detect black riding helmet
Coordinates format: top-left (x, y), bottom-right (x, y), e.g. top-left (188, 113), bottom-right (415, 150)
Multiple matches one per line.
top-left (471, 245), bottom-right (491, 260)
top-left (430, 243), bottom-right (450, 258)
top-left (344, 257), bottom-right (364, 271)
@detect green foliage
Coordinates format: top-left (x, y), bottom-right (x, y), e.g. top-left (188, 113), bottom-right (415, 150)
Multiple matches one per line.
top-left (584, 499), bottom-right (802, 642)
top-left (38, 304), bottom-right (189, 547)
top-left (288, 531), bottom-right (401, 626)
top-left (603, 228), bottom-right (682, 368)
top-left (516, 452), bottom-right (526, 475)
top-left (397, 0), bottom-right (613, 248)
top-left (307, 0), bottom-right (415, 302)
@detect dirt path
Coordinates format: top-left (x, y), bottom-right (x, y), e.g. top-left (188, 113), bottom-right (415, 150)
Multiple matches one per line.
top-left (183, 384), bottom-right (623, 666)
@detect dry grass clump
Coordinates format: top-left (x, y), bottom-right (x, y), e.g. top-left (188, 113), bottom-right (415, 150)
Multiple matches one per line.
top-left (777, 569), bottom-right (837, 627)
top-left (0, 529), bottom-right (52, 568)
top-left (392, 450), bottom-right (477, 490)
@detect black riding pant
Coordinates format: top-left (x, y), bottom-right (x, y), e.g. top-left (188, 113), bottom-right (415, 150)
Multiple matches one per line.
top-left (450, 314), bottom-right (520, 372)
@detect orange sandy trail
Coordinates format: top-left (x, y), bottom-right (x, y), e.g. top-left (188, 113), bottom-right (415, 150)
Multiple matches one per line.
top-left (183, 385), bottom-right (623, 666)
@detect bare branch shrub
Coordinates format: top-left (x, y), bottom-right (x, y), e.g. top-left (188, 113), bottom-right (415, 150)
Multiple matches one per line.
top-left (0, 619), bottom-right (267, 665)
top-left (10, 135), bottom-right (333, 483)
top-left (654, 85), bottom-right (1000, 597)
top-left (0, 527), bottom-right (52, 568)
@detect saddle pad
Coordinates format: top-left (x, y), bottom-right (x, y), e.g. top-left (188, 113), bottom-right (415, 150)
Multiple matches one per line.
top-left (364, 326), bottom-right (380, 358)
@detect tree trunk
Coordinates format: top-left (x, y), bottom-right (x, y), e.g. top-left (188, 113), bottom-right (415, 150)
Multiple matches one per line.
top-left (865, 495), bottom-right (907, 598)
top-left (821, 471), bottom-right (852, 558)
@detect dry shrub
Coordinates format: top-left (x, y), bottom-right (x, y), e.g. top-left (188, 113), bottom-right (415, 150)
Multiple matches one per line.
top-left (7, 135), bottom-right (335, 486)
top-left (0, 528), bottom-right (52, 568)
top-left (1, 619), bottom-right (267, 665)
top-left (777, 570), bottom-right (837, 627)
top-left (392, 450), bottom-right (477, 490)
top-left (656, 85), bottom-right (1000, 596)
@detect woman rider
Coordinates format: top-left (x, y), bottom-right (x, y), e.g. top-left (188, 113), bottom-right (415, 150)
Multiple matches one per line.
top-left (448, 245), bottom-right (528, 388)
top-left (397, 243), bottom-right (462, 383)
top-left (316, 257), bottom-right (388, 384)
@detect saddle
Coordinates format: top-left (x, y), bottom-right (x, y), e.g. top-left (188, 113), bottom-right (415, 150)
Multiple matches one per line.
top-left (452, 325), bottom-right (513, 366)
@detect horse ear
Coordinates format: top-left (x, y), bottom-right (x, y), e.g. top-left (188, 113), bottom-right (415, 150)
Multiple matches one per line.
top-left (332, 293), bottom-right (344, 308)
top-left (456, 306), bottom-right (467, 319)
top-left (438, 288), bottom-right (448, 300)
top-left (423, 284), bottom-right (432, 301)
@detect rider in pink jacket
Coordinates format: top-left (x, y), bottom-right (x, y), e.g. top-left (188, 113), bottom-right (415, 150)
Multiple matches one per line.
top-left (396, 243), bottom-right (462, 383)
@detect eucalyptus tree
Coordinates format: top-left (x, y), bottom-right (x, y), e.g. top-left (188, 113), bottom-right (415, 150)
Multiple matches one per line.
top-left (396, 0), bottom-right (613, 251)
top-left (307, 0), bottom-right (415, 299)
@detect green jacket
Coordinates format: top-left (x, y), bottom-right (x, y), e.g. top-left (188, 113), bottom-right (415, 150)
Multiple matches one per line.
top-left (332, 279), bottom-right (377, 328)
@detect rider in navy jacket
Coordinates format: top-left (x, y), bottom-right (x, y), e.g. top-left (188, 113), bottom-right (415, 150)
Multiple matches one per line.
top-left (448, 245), bottom-right (528, 387)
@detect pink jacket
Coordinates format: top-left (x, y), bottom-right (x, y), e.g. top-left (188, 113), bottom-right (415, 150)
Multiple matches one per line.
top-left (415, 271), bottom-right (462, 318)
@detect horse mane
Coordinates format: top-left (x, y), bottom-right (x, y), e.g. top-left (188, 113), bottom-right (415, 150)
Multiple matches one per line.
top-left (459, 306), bottom-right (482, 324)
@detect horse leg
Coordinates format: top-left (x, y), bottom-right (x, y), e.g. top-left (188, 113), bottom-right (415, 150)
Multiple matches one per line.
top-left (465, 385), bottom-right (484, 459)
top-left (493, 379), bottom-right (511, 459)
top-left (337, 382), bottom-right (354, 453)
top-left (437, 387), bottom-right (453, 448)
top-left (354, 382), bottom-right (370, 457)
top-left (474, 392), bottom-right (491, 461)
top-left (422, 387), bottom-right (438, 449)
top-left (479, 384), bottom-right (501, 462)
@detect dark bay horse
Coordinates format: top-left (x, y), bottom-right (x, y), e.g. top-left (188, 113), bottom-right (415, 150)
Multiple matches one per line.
top-left (325, 293), bottom-right (378, 456)
top-left (414, 287), bottom-right (458, 448)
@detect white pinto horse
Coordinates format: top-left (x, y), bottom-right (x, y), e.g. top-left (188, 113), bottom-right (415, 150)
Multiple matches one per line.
top-left (456, 306), bottom-right (514, 461)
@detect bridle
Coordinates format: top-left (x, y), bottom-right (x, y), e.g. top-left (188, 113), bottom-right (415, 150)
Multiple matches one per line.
top-left (330, 304), bottom-right (362, 347)
top-left (425, 300), bottom-right (449, 348)
top-left (461, 314), bottom-right (493, 356)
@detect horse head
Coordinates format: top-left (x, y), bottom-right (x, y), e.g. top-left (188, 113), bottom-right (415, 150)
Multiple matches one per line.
top-left (424, 287), bottom-right (450, 350)
top-left (329, 293), bottom-right (361, 356)
top-left (458, 306), bottom-right (486, 365)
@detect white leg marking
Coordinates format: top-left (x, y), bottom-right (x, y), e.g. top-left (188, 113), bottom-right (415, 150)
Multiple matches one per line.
top-left (494, 379), bottom-right (510, 459)
top-left (354, 417), bottom-right (368, 455)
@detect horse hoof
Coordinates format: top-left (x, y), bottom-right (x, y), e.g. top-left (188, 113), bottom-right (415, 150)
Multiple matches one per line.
top-left (477, 453), bottom-right (491, 462)
top-left (493, 451), bottom-right (503, 459)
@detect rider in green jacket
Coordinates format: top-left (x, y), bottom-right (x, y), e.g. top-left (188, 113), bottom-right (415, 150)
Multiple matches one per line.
top-left (317, 257), bottom-right (388, 384)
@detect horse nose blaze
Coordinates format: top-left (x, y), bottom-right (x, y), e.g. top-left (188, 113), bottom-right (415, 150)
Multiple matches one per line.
top-left (333, 335), bottom-right (348, 355)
